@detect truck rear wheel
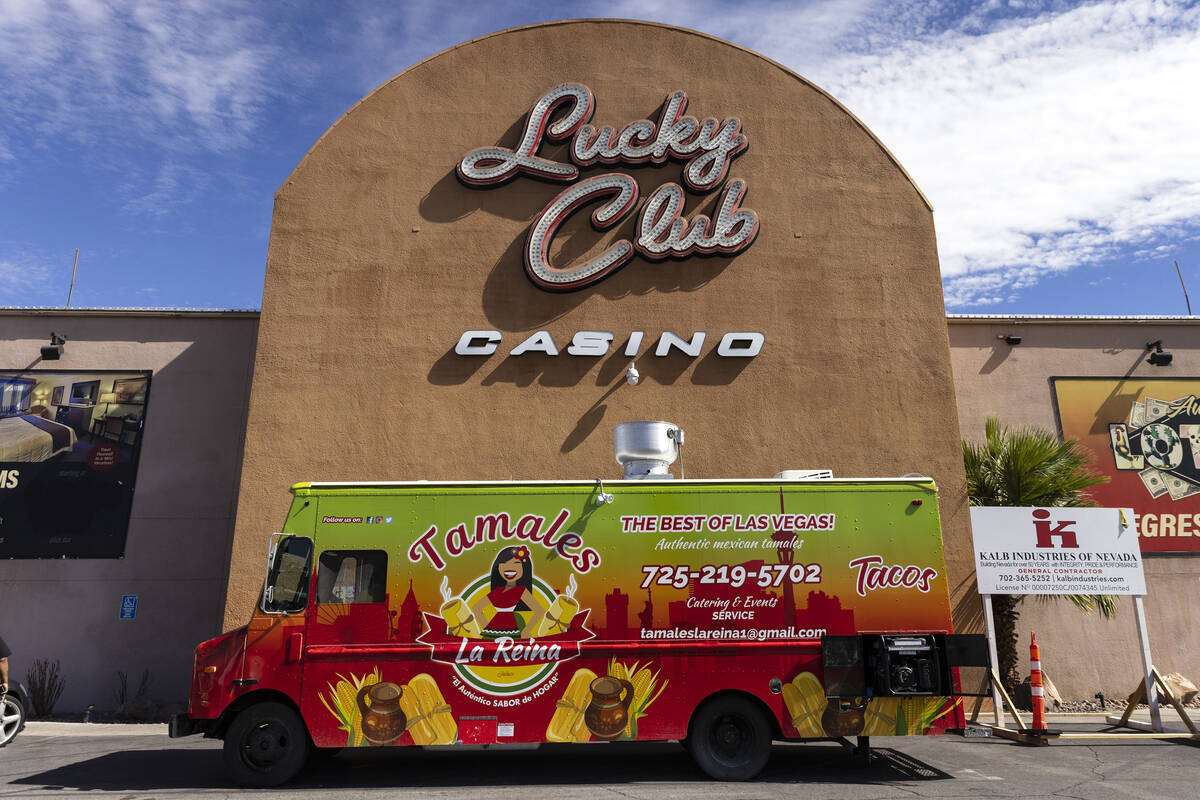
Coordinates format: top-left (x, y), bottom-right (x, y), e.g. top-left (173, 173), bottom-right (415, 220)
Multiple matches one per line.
top-left (688, 696), bottom-right (772, 781)
top-left (222, 701), bottom-right (311, 787)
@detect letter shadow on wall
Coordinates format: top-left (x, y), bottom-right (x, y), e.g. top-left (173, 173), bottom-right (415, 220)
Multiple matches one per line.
top-left (427, 345), bottom-right (491, 386)
top-left (481, 354), bottom-right (595, 388)
top-left (430, 333), bottom-right (756, 388)
top-left (420, 162), bottom-right (742, 330)
top-left (418, 116), bottom-right (563, 225)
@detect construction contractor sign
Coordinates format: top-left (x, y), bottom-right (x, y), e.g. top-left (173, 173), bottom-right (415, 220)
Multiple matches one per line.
top-left (970, 507), bottom-right (1146, 595)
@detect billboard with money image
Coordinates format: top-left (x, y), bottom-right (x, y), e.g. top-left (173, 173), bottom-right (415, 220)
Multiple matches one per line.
top-left (1052, 377), bottom-right (1200, 553)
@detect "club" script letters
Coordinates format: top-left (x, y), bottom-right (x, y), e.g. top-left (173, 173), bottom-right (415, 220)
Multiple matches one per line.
top-left (457, 83), bottom-right (759, 292)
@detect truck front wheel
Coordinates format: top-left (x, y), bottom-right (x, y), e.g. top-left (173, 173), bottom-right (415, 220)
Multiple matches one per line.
top-left (222, 701), bottom-right (311, 787)
top-left (688, 696), bottom-right (772, 781)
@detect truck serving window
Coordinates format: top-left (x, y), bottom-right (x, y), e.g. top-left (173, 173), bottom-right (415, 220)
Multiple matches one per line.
top-left (262, 535), bottom-right (313, 614)
top-left (316, 550), bottom-right (387, 604)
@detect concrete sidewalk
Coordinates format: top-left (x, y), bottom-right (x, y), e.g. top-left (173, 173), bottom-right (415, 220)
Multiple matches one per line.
top-left (22, 721), bottom-right (170, 737)
top-left (973, 706), bottom-right (1200, 733)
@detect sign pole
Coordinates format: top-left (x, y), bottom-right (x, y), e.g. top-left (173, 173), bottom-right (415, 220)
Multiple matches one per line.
top-left (982, 594), bottom-right (1004, 727)
top-left (1132, 595), bottom-right (1162, 731)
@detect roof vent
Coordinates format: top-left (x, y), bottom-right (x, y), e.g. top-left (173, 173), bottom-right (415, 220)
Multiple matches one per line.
top-left (614, 421), bottom-right (682, 480)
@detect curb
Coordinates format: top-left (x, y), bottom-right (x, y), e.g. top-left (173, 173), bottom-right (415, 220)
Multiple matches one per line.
top-left (22, 721), bottom-right (171, 737)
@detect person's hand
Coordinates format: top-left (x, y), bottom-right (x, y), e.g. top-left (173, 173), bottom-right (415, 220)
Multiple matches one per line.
top-left (0, 682), bottom-right (8, 695)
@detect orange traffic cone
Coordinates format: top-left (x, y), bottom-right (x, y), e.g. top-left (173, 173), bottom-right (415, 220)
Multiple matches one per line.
top-left (1030, 632), bottom-right (1047, 732)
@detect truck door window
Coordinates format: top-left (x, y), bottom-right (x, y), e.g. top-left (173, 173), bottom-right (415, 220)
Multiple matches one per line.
top-left (316, 550), bottom-right (388, 604)
top-left (262, 535), bottom-right (313, 614)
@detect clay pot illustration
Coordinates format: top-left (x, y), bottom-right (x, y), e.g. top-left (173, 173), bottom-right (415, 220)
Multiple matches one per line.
top-left (356, 682), bottom-right (408, 745)
top-left (821, 700), bottom-right (865, 737)
top-left (584, 676), bottom-right (635, 740)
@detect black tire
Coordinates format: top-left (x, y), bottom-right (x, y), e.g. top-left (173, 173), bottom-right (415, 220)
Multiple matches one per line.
top-left (222, 701), bottom-right (311, 787)
top-left (687, 695), bottom-right (772, 781)
top-left (0, 693), bottom-right (25, 748)
top-left (312, 746), bottom-right (344, 761)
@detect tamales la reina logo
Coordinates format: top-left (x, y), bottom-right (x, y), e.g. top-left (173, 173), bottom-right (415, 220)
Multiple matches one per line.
top-left (1109, 394), bottom-right (1200, 501)
top-left (408, 511), bottom-right (597, 696)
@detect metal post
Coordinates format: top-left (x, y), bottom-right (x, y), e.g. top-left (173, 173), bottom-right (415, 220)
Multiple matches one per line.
top-left (982, 594), bottom-right (1004, 727)
top-left (1132, 595), bottom-right (1162, 731)
top-left (66, 248), bottom-right (79, 308)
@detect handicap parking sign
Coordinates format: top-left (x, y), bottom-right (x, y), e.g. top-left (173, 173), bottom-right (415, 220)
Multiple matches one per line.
top-left (120, 594), bottom-right (138, 620)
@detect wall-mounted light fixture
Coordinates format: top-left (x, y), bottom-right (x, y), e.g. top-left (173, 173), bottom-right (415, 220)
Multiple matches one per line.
top-left (41, 332), bottom-right (66, 360)
top-left (997, 334), bottom-right (1022, 345)
top-left (1147, 340), bottom-right (1173, 367)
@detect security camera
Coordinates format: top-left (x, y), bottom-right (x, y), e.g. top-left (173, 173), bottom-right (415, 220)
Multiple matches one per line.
top-left (626, 363), bottom-right (639, 386)
top-left (1147, 340), bottom-right (1173, 367)
top-left (41, 333), bottom-right (66, 360)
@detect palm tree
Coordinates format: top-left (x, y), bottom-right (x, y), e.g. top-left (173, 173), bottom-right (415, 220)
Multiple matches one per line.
top-left (963, 416), bottom-right (1115, 694)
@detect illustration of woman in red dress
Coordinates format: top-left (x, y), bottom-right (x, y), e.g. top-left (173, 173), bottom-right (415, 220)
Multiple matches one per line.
top-left (471, 546), bottom-right (546, 639)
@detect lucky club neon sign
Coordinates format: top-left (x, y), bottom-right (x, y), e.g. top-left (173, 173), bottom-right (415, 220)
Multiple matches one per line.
top-left (457, 83), bottom-right (759, 292)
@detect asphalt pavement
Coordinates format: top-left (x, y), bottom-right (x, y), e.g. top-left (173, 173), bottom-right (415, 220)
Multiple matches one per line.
top-left (1, 717), bottom-right (1197, 799)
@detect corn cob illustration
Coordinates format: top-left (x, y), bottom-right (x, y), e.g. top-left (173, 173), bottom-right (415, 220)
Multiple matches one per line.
top-left (906, 696), bottom-right (959, 734)
top-left (781, 672), bottom-right (826, 737)
top-left (319, 668), bottom-right (382, 747)
top-left (862, 696), bottom-right (959, 735)
top-left (862, 698), bottom-right (900, 735)
top-left (607, 658), bottom-right (667, 740)
top-left (546, 668), bottom-right (597, 742)
top-left (400, 673), bottom-right (457, 745)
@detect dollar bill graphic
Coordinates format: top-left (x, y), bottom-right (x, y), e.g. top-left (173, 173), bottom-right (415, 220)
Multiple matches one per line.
top-left (1166, 474), bottom-right (1200, 501)
top-left (1129, 401), bottom-right (1146, 428)
top-left (1145, 397), bottom-right (1170, 423)
top-left (1139, 467), bottom-right (1169, 499)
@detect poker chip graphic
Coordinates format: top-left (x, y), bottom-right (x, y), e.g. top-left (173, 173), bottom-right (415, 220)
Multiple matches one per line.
top-left (1139, 423), bottom-right (1183, 470)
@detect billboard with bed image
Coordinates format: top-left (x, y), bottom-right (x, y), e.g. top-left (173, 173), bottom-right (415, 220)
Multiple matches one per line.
top-left (0, 370), bottom-right (150, 558)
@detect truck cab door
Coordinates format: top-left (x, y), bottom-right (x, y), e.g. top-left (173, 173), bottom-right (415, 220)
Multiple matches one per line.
top-left (242, 534), bottom-right (314, 702)
top-left (301, 549), bottom-right (394, 749)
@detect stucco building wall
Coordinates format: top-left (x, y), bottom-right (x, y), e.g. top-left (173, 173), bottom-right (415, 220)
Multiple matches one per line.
top-left (222, 20), bottom-right (975, 640)
top-left (0, 311), bottom-right (257, 711)
top-left (949, 316), bottom-right (1200, 700)
top-left (3, 311), bottom-right (1198, 708)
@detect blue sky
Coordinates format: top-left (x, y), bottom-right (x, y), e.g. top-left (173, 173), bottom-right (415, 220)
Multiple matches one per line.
top-left (2, 0), bottom-right (1199, 314)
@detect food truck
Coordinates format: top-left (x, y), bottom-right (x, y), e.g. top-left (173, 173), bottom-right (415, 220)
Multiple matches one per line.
top-left (171, 422), bottom-right (982, 786)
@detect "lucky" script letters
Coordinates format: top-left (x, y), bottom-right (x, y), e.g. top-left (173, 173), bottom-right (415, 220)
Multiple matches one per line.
top-left (457, 83), bottom-right (759, 291)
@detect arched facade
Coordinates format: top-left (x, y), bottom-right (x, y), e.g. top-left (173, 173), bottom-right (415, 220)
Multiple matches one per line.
top-left (225, 20), bottom-right (973, 630)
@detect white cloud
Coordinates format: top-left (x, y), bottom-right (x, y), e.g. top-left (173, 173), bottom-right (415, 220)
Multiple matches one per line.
top-left (608, 0), bottom-right (880, 73)
top-left (602, 0), bottom-right (1200, 307)
top-left (0, 252), bottom-right (55, 304)
top-left (2, 0), bottom-right (1196, 309)
top-left (0, 0), bottom-right (281, 154)
top-left (121, 161), bottom-right (211, 215)
top-left (815, 1), bottom-right (1200, 306)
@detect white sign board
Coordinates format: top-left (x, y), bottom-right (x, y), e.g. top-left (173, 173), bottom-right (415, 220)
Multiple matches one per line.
top-left (970, 507), bottom-right (1146, 595)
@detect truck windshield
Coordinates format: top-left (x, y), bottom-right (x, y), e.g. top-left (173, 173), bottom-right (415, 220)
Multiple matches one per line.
top-left (262, 535), bottom-right (313, 614)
